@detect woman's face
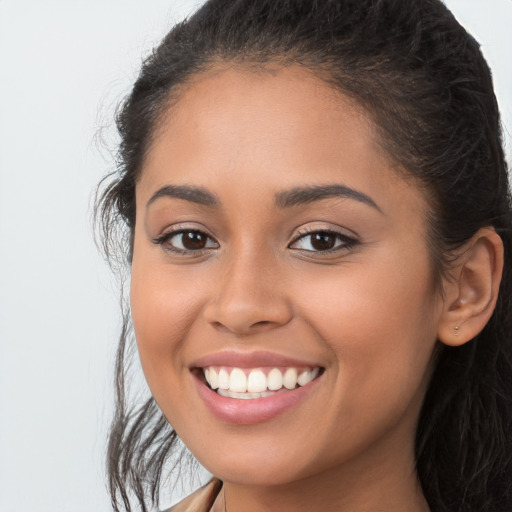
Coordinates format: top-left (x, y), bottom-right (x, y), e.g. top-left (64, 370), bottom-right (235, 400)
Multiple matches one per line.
top-left (131, 66), bottom-right (444, 487)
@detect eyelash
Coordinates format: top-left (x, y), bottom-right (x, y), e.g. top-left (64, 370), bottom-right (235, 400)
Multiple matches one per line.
top-left (152, 228), bottom-right (219, 255)
top-left (152, 227), bottom-right (358, 255)
top-left (288, 227), bottom-right (358, 254)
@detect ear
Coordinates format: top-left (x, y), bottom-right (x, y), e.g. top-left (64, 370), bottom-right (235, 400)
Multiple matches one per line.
top-left (437, 227), bottom-right (504, 347)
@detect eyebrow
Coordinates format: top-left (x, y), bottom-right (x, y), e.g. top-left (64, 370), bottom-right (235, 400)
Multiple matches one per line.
top-left (146, 185), bottom-right (220, 208)
top-left (146, 182), bottom-right (381, 213)
top-left (274, 184), bottom-right (382, 212)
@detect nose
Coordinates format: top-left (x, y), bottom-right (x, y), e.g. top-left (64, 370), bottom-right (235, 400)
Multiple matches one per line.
top-left (202, 251), bottom-right (293, 335)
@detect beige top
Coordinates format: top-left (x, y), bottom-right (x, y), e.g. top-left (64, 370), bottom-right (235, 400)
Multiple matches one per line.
top-left (164, 479), bottom-right (223, 512)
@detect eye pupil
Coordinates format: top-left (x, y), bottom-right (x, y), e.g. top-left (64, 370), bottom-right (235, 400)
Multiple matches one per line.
top-left (311, 232), bottom-right (336, 251)
top-left (182, 231), bottom-right (206, 250)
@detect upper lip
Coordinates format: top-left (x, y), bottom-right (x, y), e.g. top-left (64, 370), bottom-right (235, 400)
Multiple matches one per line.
top-left (191, 350), bottom-right (322, 369)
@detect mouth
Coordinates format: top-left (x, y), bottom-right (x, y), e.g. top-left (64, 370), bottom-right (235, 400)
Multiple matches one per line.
top-left (198, 366), bottom-right (322, 399)
top-left (191, 352), bottom-right (325, 424)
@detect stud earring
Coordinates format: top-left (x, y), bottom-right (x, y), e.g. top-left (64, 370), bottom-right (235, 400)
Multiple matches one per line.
top-left (454, 325), bottom-right (460, 336)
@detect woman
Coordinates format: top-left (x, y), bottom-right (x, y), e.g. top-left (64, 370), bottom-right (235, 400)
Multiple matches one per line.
top-left (96, 0), bottom-right (512, 510)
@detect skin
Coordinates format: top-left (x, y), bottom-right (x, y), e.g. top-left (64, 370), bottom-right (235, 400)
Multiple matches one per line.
top-left (130, 66), bottom-right (452, 512)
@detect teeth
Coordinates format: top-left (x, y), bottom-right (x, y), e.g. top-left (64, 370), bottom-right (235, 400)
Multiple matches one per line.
top-left (208, 368), bottom-right (219, 389)
top-left (296, 367), bottom-right (319, 386)
top-left (283, 368), bottom-right (298, 390)
top-left (267, 368), bottom-right (283, 391)
top-left (203, 366), bottom-right (321, 398)
top-left (218, 389), bottom-right (266, 399)
top-left (247, 369), bottom-right (267, 393)
top-left (218, 368), bottom-right (229, 390)
top-left (297, 369), bottom-right (310, 387)
top-left (229, 368), bottom-right (247, 392)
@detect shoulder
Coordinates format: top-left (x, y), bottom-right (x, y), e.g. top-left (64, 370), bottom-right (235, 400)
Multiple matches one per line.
top-left (162, 478), bottom-right (222, 512)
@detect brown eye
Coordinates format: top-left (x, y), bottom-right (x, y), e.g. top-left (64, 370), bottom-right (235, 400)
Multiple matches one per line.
top-left (181, 231), bottom-right (208, 250)
top-left (310, 232), bottom-right (336, 251)
top-left (154, 229), bottom-right (219, 253)
top-left (289, 230), bottom-right (357, 253)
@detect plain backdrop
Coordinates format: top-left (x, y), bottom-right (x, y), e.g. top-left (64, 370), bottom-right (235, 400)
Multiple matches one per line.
top-left (0, 1), bottom-right (510, 511)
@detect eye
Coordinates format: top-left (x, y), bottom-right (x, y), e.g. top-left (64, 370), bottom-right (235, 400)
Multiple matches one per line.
top-left (289, 230), bottom-right (357, 253)
top-left (153, 229), bottom-right (219, 254)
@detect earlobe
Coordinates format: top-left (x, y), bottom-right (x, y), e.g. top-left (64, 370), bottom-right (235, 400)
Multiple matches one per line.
top-left (437, 228), bottom-right (504, 347)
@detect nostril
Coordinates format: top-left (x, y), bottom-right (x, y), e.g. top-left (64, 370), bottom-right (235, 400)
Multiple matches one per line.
top-left (210, 319), bottom-right (274, 334)
top-left (252, 320), bottom-right (272, 327)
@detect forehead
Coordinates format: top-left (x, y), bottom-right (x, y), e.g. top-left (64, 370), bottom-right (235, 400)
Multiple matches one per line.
top-left (138, 65), bottom-right (422, 215)
top-left (152, 65), bottom-right (377, 161)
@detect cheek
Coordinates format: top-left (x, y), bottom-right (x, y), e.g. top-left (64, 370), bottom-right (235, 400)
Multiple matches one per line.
top-left (130, 253), bottom-right (205, 390)
top-left (294, 252), bottom-right (438, 336)
top-left (291, 252), bottom-right (440, 406)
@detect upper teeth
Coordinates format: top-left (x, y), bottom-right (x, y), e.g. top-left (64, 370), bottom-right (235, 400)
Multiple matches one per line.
top-left (204, 366), bottom-right (320, 393)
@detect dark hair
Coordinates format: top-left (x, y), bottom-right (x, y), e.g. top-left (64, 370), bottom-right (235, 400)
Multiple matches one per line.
top-left (96, 1), bottom-right (512, 510)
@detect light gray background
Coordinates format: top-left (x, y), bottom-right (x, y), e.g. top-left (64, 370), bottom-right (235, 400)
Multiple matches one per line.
top-left (0, 1), bottom-right (510, 511)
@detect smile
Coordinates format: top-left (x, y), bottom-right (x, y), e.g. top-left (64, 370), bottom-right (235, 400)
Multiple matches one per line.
top-left (192, 352), bottom-right (324, 424)
top-left (203, 366), bottom-right (321, 399)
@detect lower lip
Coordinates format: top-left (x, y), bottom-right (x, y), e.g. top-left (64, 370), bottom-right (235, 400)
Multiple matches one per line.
top-left (194, 372), bottom-right (321, 425)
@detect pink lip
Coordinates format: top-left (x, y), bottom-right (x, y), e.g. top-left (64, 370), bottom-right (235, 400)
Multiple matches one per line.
top-left (192, 350), bottom-right (320, 370)
top-left (193, 370), bottom-right (322, 426)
